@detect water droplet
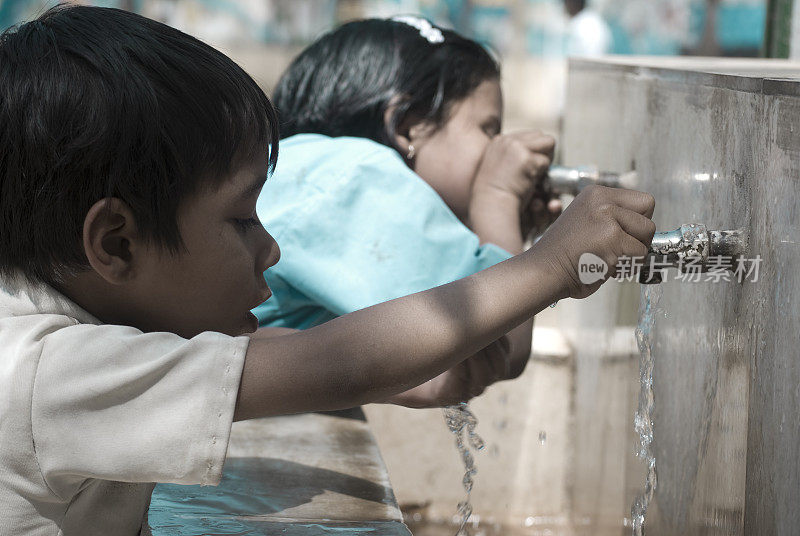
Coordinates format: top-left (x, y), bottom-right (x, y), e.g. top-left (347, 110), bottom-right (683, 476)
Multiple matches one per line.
top-left (538, 431), bottom-right (547, 445)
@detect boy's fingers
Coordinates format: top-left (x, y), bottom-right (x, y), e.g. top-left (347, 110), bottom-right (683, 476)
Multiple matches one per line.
top-left (618, 233), bottom-right (650, 264)
top-left (442, 366), bottom-right (473, 403)
top-left (612, 206), bottom-right (657, 246)
top-left (605, 187), bottom-right (656, 218)
top-left (468, 353), bottom-right (493, 383)
top-left (485, 339), bottom-right (510, 379)
top-left (466, 353), bottom-right (495, 395)
top-left (453, 361), bottom-right (471, 383)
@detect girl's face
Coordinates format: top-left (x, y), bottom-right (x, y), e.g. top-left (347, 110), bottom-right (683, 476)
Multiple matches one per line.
top-left (409, 79), bottom-right (503, 221)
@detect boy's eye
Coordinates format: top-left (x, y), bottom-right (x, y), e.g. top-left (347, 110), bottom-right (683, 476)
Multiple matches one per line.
top-left (232, 217), bottom-right (260, 232)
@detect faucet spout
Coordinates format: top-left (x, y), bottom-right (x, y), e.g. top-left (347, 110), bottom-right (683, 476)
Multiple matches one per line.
top-left (639, 224), bottom-right (748, 284)
top-left (547, 165), bottom-right (637, 195)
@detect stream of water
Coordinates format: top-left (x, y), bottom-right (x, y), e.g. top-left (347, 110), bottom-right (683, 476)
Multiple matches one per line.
top-left (631, 284), bottom-right (663, 535)
top-left (442, 402), bottom-right (485, 536)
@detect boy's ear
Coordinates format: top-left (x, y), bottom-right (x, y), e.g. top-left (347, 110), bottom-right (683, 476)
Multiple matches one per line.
top-left (82, 198), bottom-right (140, 285)
top-left (383, 103), bottom-right (434, 160)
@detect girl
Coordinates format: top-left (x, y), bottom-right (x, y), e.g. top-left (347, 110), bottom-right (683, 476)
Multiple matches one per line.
top-left (253, 16), bottom-right (562, 407)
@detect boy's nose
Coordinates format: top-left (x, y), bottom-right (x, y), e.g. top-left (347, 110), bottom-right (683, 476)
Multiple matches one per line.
top-left (258, 230), bottom-right (281, 273)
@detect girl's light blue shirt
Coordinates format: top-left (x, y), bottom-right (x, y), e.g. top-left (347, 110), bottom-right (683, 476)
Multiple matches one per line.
top-left (252, 134), bottom-right (512, 329)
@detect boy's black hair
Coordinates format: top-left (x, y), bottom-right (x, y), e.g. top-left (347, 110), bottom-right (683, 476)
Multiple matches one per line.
top-left (0, 5), bottom-right (279, 285)
top-left (273, 17), bottom-right (500, 146)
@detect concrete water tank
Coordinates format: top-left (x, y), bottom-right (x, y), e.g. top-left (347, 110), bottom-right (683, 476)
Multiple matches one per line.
top-left (562, 56), bottom-right (800, 536)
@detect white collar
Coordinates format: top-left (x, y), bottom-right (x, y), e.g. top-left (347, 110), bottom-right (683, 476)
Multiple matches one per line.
top-left (0, 272), bottom-right (101, 325)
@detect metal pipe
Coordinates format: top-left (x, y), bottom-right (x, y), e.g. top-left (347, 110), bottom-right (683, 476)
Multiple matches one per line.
top-left (639, 224), bottom-right (748, 284)
top-left (547, 165), bottom-right (637, 195)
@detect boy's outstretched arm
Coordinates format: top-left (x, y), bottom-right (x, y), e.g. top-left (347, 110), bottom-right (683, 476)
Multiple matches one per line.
top-left (234, 185), bottom-right (655, 421)
top-left (376, 336), bottom-right (512, 408)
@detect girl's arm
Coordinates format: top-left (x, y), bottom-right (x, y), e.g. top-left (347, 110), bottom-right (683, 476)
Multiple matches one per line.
top-left (234, 185), bottom-right (655, 420)
top-left (467, 186), bottom-right (534, 380)
top-left (466, 131), bottom-right (558, 379)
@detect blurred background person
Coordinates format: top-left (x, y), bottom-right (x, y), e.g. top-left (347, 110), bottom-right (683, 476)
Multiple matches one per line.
top-left (564, 0), bottom-right (613, 56)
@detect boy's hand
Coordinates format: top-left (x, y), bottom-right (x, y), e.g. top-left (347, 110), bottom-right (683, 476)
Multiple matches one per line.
top-left (531, 185), bottom-right (656, 300)
top-left (381, 338), bottom-right (509, 408)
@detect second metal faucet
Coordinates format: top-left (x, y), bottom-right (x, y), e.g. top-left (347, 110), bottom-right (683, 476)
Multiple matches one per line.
top-left (546, 165), bottom-right (638, 195)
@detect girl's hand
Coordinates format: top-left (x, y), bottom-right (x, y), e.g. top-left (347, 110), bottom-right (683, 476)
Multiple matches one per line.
top-left (470, 130), bottom-right (555, 210)
top-left (467, 131), bottom-right (557, 252)
top-left (521, 193), bottom-right (562, 239)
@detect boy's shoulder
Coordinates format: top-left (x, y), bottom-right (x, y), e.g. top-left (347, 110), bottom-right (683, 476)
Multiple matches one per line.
top-left (0, 274), bottom-right (246, 390)
top-left (0, 275), bottom-right (248, 535)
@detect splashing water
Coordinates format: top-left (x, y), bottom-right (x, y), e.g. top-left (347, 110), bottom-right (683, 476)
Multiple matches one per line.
top-left (631, 284), bottom-right (663, 535)
top-left (443, 402), bottom-right (485, 535)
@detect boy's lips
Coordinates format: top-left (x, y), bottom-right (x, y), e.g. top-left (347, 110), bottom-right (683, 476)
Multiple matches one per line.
top-left (251, 285), bottom-right (272, 309)
top-left (243, 285), bottom-right (271, 334)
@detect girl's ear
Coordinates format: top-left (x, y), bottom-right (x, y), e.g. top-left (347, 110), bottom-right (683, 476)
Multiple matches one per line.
top-left (82, 198), bottom-right (140, 285)
top-left (383, 103), bottom-right (434, 162)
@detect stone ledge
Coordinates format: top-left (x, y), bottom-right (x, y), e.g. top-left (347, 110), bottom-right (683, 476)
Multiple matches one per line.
top-left (149, 411), bottom-right (411, 535)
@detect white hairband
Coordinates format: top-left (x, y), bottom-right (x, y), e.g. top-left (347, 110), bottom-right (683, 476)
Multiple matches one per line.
top-left (392, 16), bottom-right (445, 44)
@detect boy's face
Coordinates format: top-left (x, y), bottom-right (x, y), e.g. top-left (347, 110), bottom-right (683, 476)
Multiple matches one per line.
top-left (123, 152), bottom-right (279, 339)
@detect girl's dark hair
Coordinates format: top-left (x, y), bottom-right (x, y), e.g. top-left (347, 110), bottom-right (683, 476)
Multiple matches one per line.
top-left (0, 5), bottom-right (279, 285)
top-left (273, 17), bottom-right (500, 146)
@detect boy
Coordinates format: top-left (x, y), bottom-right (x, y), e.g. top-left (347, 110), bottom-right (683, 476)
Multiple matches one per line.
top-left (0, 5), bottom-right (655, 535)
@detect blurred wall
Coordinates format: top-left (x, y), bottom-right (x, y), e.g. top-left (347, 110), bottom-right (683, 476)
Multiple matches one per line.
top-left (1, 0), bottom-right (770, 134)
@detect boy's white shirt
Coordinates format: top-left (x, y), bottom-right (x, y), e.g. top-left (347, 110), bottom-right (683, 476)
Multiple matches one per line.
top-left (0, 274), bottom-right (248, 535)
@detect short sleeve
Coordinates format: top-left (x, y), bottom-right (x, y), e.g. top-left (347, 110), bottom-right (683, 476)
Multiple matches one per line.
top-left (30, 325), bottom-right (248, 496)
top-left (253, 135), bottom-right (512, 324)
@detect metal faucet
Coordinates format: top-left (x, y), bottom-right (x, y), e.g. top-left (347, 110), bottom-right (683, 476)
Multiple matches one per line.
top-left (639, 223), bottom-right (748, 284)
top-left (547, 165), bottom-right (637, 195)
